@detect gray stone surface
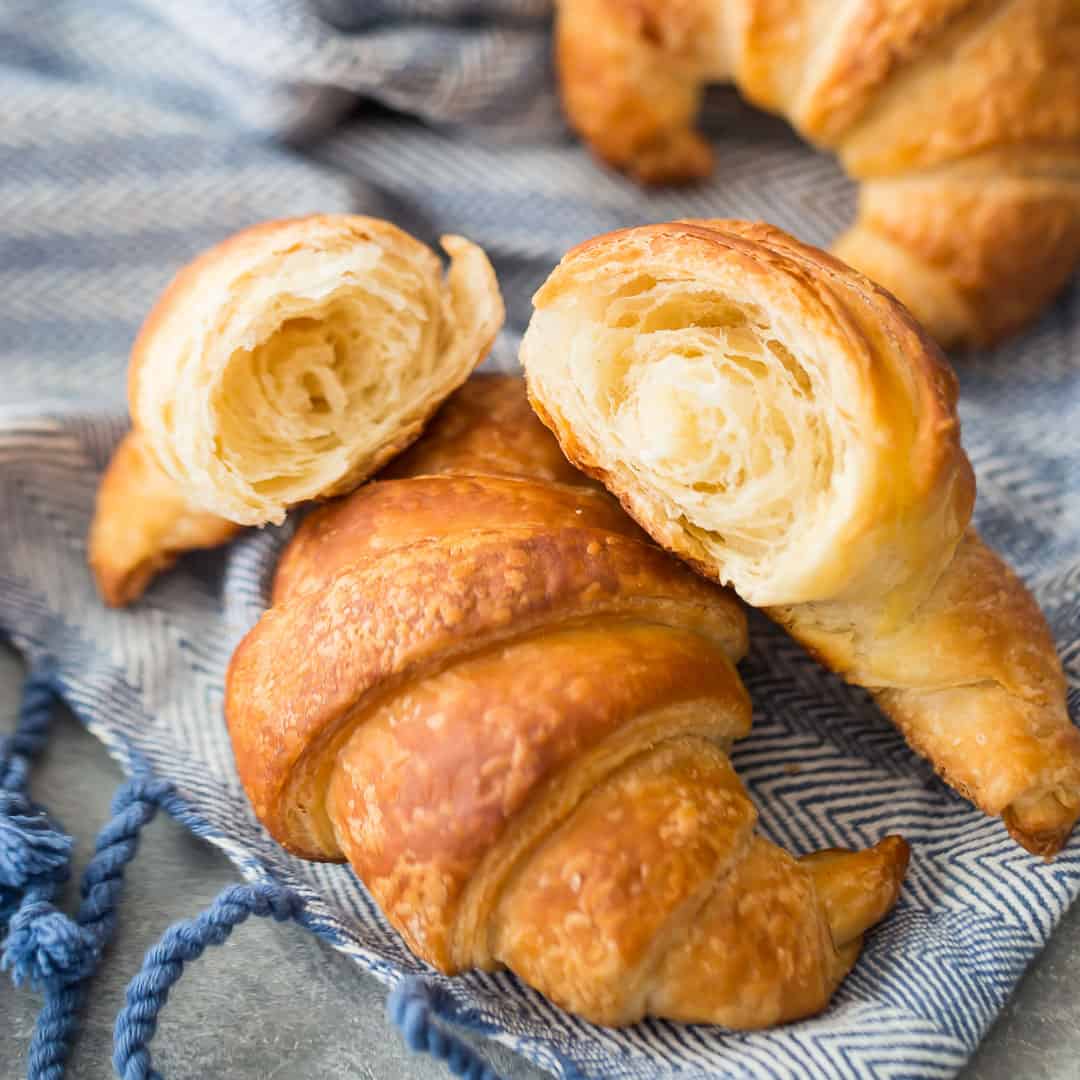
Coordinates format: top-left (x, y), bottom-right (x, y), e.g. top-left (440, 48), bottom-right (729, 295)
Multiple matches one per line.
top-left (1, 640), bottom-right (1078, 1079)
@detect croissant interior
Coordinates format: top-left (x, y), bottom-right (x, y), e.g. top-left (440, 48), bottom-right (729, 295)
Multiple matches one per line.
top-left (128, 215), bottom-right (503, 526)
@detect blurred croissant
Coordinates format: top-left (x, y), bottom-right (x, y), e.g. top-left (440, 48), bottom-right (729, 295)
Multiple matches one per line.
top-left (89, 214), bottom-right (503, 605)
top-left (227, 375), bottom-right (909, 1029)
top-left (522, 220), bottom-right (1080, 856)
top-left (554, 0), bottom-right (1080, 345)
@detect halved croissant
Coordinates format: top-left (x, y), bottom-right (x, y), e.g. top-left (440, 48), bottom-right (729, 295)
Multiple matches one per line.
top-left (89, 214), bottom-right (503, 605)
top-left (521, 221), bottom-right (1080, 856)
top-left (554, 0), bottom-right (1080, 345)
top-left (227, 375), bottom-right (909, 1029)
top-left (128, 214), bottom-right (503, 527)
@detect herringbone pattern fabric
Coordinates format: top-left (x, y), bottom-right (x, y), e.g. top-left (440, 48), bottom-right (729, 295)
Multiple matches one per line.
top-left (1, 3), bottom-right (1078, 1077)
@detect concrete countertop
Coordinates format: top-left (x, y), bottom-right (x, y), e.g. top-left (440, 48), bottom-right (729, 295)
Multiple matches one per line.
top-left (2, 642), bottom-right (1078, 1080)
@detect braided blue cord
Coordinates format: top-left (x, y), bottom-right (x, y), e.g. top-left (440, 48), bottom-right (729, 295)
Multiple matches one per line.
top-left (2, 666), bottom-right (188, 1080)
top-left (0, 668), bottom-right (70, 929)
top-left (388, 978), bottom-right (505, 1080)
top-left (0, 667), bottom-right (56, 791)
top-left (113, 880), bottom-right (303, 1080)
top-left (21, 777), bottom-right (183, 1080)
top-left (5, 671), bottom-right (505, 1080)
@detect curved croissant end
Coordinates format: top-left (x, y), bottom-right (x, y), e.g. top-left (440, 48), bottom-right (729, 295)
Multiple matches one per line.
top-left (89, 431), bottom-right (240, 606)
top-left (227, 375), bottom-right (908, 1028)
top-left (128, 215), bottom-right (504, 526)
top-left (554, 0), bottom-right (1080, 345)
top-left (522, 222), bottom-right (1080, 854)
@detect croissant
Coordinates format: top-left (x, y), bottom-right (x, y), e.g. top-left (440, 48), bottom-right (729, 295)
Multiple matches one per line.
top-left (88, 214), bottom-right (503, 604)
top-left (521, 220), bottom-right (1080, 856)
top-left (554, 0), bottom-right (1080, 346)
top-left (89, 431), bottom-right (241, 607)
top-left (227, 374), bottom-right (909, 1029)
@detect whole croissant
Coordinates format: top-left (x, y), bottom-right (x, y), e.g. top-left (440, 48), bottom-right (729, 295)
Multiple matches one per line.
top-left (88, 214), bottom-right (503, 605)
top-left (554, 0), bottom-right (1080, 346)
top-left (521, 220), bottom-right (1080, 856)
top-left (227, 375), bottom-right (909, 1029)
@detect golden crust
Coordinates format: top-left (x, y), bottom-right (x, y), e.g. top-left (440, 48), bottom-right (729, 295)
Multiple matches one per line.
top-left (88, 431), bottom-right (240, 607)
top-left (553, 0), bottom-right (1080, 344)
top-left (776, 531), bottom-right (1080, 851)
top-left (837, 158), bottom-right (1080, 345)
top-left (332, 627), bottom-right (750, 971)
top-left (793, 0), bottom-right (981, 145)
top-left (272, 475), bottom-right (643, 605)
top-left (274, 374), bottom-right (614, 604)
top-left (227, 525), bottom-right (747, 858)
top-left (838, 0), bottom-right (1080, 177)
top-left (522, 221), bottom-right (1079, 855)
top-left (381, 373), bottom-right (593, 488)
top-left (495, 737), bottom-right (759, 1025)
top-left (227, 375), bottom-right (908, 1028)
top-left (554, 0), bottom-right (714, 184)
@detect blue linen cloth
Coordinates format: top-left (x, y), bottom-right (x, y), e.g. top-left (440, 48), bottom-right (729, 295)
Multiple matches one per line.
top-left (1, 2), bottom-right (1078, 1077)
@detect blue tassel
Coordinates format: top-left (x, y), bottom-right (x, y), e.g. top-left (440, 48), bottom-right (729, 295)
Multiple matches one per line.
top-left (0, 791), bottom-right (73, 892)
top-left (2, 895), bottom-right (96, 991)
top-left (2, 660), bottom-right (187, 1079)
top-left (2, 772), bottom-right (185, 1079)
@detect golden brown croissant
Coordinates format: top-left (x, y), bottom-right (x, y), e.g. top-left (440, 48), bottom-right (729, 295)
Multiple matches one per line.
top-left (89, 431), bottom-right (241, 607)
top-left (227, 374), bottom-right (909, 1029)
top-left (554, 0), bottom-right (1080, 345)
top-left (88, 214), bottom-right (503, 605)
top-left (521, 220), bottom-right (1080, 856)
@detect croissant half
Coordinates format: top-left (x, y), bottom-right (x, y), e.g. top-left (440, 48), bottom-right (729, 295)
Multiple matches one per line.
top-left (89, 214), bottom-right (504, 604)
top-left (554, 0), bottom-right (1080, 345)
top-left (227, 375), bottom-right (908, 1029)
top-left (521, 220), bottom-right (1080, 856)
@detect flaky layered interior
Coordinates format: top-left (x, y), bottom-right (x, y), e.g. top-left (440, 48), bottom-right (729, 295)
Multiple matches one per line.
top-left (134, 221), bottom-right (502, 525)
top-left (216, 262), bottom-right (441, 505)
top-left (525, 268), bottom-right (868, 606)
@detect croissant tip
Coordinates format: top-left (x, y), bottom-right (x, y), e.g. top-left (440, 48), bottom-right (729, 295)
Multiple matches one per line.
top-left (1003, 798), bottom-right (1079, 860)
top-left (876, 834), bottom-right (911, 874)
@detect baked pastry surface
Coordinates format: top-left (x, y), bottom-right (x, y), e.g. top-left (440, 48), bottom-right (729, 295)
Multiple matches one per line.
top-left (521, 220), bottom-right (1080, 855)
top-left (89, 431), bottom-right (241, 607)
top-left (554, 0), bottom-right (1080, 345)
top-left (227, 375), bottom-right (909, 1028)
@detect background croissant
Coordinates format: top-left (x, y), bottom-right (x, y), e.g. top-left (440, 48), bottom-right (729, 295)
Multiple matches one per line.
top-left (522, 219), bottom-right (1080, 856)
top-left (227, 374), bottom-right (909, 1029)
top-left (554, 0), bottom-right (1080, 346)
